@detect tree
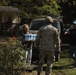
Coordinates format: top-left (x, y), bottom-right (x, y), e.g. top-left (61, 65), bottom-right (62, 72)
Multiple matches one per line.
top-left (58, 0), bottom-right (76, 23)
top-left (19, 0), bottom-right (61, 18)
top-left (1, 0), bottom-right (76, 23)
top-left (0, 0), bottom-right (61, 19)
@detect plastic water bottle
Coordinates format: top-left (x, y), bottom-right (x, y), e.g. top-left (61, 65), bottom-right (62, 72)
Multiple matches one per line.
top-left (33, 34), bottom-right (37, 41)
top-left (33, 34), bottom-right (35, 41)
top-left (73, 53), bottom-right (75, 57)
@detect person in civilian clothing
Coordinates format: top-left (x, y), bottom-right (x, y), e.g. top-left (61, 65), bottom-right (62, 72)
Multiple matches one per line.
top-left (22, 24), bottom-right (32, 70)
top-left (64, 20), bottom-right (76, 69)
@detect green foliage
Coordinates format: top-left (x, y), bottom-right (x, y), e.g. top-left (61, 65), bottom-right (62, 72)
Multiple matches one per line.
top-left (0, 0), bottom-right (7, 5)
top-left (0, 37), bottom-right (25, 75)
top-left (0, 0), bottom-right (76, 22)
top-left (20, 0), bottom-right (61, 18)
top-left (0, 0), bottom-right (61, 18)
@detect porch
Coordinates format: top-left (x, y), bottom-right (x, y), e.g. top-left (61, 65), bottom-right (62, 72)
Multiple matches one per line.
top-left (0, 6), bottom-right (21, 36)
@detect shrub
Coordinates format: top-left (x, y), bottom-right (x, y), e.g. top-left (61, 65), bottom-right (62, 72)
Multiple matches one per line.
top-left (0, 37), bottom-right (26, 75)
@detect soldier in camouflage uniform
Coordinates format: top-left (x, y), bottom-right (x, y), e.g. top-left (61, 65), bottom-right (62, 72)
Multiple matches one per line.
top-left (37, 16), bottom-right (60, 75)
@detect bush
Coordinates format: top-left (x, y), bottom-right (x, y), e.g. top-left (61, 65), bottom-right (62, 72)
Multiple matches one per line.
top-left (0, 37), bottom-right (26, 75)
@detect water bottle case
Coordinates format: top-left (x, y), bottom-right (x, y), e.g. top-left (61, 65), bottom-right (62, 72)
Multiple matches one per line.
top-left (24, 34), bottom-right (37, 41)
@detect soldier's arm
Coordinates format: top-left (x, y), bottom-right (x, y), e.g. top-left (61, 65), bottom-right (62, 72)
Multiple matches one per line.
top-left (54, 30), bottom-right (61, 52)
top-left (36, 29), bottom-right (41, 47)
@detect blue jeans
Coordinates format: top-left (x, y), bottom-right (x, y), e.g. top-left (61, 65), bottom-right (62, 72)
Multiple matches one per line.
top-left (25, 42), bottom-right (33, 68)
top-left (25, 49), bottom-right (32, 68)
top-left (69, 45), bottom-right (76, 67)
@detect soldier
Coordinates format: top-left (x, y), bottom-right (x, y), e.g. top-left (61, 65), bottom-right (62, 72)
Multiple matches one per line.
top-left (36, 16), bottom-right (60, 75)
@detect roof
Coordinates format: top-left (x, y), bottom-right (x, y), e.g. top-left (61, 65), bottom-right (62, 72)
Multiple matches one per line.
top-left (0, 6), bottom-right (21, 13)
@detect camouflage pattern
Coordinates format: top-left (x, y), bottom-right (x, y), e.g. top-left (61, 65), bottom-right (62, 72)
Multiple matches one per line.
top-left (37, 24), bottom-right (60, 75)
top-left (37, 49), bottom-right (54, 75)
top-left (37, 24), bottom-right (60, 52)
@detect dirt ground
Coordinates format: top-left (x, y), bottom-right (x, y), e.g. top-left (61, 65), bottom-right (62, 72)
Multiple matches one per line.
top-left (24, 71), bottom-right (45, 75)
top-left (23, 64), bottom-right (46, 75)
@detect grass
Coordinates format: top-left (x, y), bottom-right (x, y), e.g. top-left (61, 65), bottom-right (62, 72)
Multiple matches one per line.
top-left (31, 49), bottom-right (76, 75)
top-left (51, 50), bottom-right (76, 75)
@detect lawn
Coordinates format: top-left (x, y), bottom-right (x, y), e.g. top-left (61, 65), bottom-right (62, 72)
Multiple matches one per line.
top-left (51, 50), bottom-right (76, 75)
top-left (24, 48), bottom-right (76, 75)
top-left (52, 58), bottom-right (75, 75)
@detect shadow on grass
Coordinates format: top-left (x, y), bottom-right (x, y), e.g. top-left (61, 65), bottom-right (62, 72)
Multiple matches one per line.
top-left (32, 63), bottom-right (73, 71)
top-left (53, 64), bottom-right (73, 70)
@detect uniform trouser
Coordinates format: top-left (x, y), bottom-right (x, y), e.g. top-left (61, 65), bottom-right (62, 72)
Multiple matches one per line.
top-left (69, 45), bottom-right (76, 67)
top-left (37, 50), bottom-right (54, 75)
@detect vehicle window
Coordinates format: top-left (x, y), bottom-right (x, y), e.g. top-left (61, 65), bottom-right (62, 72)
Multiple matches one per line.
top-left (30, 20), bottom-right (46, 30)
top-left (52, 20), bottom-right (61, 33)
top-left (30, 19), bottom-right (61, 33)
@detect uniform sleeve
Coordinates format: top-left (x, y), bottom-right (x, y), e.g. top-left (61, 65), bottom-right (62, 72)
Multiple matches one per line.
top-left (36, 28), bottom-right (42, 46)
top-left (54, 29), bottom-right (61, 52)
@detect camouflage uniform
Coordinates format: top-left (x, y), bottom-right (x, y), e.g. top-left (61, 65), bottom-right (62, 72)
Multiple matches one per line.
top-left (37, 24), bottom-right (60, 75)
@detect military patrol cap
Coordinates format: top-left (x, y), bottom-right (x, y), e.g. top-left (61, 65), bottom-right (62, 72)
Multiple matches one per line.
top-left (45, 16), bottom-right (53, 23)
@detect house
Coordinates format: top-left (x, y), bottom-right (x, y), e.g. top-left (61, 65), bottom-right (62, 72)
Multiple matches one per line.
top-left (0, 6), bottom-right (21, 36)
